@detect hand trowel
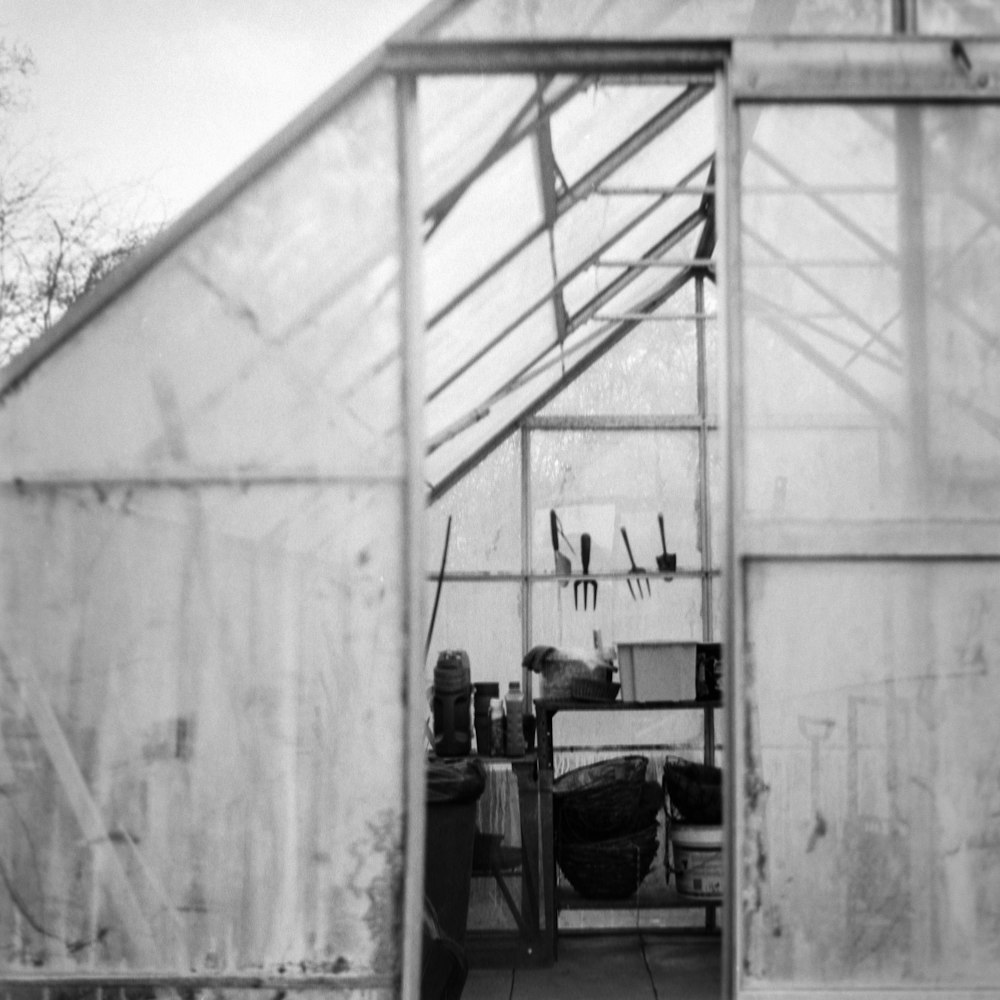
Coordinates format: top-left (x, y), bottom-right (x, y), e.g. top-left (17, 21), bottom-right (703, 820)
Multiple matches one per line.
top-left (550, 509), bottom-right (572, 586)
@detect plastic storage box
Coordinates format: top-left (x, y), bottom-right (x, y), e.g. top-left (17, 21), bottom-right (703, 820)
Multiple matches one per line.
top-left (617, 641), bottom-right (697, 701)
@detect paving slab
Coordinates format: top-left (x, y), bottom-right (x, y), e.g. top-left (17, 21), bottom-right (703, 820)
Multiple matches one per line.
top-left (461, 932), bottom-right (720, 1000)
top-left (508, 934), bottom-right (655, 1000)
top-left (642, 934), bottom-right (721, 1000)
top-left (461, 966), bottom-right (515, 1000)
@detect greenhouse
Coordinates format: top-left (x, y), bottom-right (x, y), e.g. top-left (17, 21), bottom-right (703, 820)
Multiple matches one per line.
top-left (2, 1), bottom-right (1000, 999)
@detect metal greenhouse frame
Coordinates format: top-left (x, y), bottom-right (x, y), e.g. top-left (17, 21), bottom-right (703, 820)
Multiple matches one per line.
top-left (2, 2), bottom-right (1000, 999)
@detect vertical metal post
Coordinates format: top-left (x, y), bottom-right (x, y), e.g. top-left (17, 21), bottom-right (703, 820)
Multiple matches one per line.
top-left (696, 272), bottom-right (717, 782)
top-left (896, 107), bottom-right (932, 503)
top-left (695, 271), bottom-right (713, 643)
top-left (717, 59), bottom-right (743, 1000)
top-left (521, 425), bottom-right (533, 700)
top-left (891, 0), bottom-right (919, 34)
top-left (397, 71), bottom-right (427, 1000)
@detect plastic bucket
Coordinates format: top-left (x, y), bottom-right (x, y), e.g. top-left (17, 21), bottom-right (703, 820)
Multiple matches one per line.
top-left (670, 824), bottom-right (723, 900)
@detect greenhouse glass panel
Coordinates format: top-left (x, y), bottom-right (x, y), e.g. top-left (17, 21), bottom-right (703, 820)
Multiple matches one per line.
top-left (548, 82), bottom-right (692, 188)
top-left (425, 232), bottom-right (553, 400)
top-left (558, 197), bottom-right (706, 317)
top-left (0, 482), bottom-right (406, 973)
top-left (0, 71), bottom-right (410, 982)
top-left (419, 73), bottom-right (539, 211)
top-left (743, 560), bottom-right (1000, 988)
top-left (0, 79), bottom-right (402, 480)
top-left (423, 125), bottom-right (544, 320)
top-left (741, 104), bottom-right (1000, 524)
top-left (529, 430), bottom-right (701, 574)
top-left (425, 0), bottom-right (893, 38)
top-left (427, 436), bottom-right (521, 574)
top-left (531, 574), bottom-right (704, 654)
top-left (917, 0), bottom-right (1000, 32)
top-left (540, 283), bottom-right (700, 416)
top-left (423, 580), bottom-right (523, 691)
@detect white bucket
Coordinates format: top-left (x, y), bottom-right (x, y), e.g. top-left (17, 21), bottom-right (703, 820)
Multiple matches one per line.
top-left (670, 824), bottom-right (723, 899)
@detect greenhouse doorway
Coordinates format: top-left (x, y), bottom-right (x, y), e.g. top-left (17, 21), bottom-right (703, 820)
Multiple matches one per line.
top-left (402, 45), bottom-right (729, 990)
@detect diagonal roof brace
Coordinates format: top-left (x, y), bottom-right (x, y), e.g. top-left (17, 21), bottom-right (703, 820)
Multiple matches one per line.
top-left (427, 84), bottom-right (712, 331)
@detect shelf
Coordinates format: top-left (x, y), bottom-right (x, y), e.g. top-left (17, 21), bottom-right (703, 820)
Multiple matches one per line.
top-left (558, 883), bottom-right (720, 911)
top-left (535, 698), bottom-right (722, 712)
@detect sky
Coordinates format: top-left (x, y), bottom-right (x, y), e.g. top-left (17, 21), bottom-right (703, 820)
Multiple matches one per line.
top-left (1, 1), bottom-right (428, 226)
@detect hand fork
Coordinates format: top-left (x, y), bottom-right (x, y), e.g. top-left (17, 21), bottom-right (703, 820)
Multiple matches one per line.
top-left (621, 526), bottom-right (651, 599)
top-left (574, 533), bottom-right (598, 610)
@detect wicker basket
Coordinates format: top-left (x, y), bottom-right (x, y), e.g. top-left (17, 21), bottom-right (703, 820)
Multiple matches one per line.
top-left (569, 677), bottom-right (620, 702)
top-left (554, 755), bottom-right (648, 840)
top-left (557, 823), bottom-right (659, 899)
top-left (662, 756), bottom-right (722, 825)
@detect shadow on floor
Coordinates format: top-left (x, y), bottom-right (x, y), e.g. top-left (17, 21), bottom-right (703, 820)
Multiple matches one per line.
top-left (462, 933), bottom-right (721, 1000)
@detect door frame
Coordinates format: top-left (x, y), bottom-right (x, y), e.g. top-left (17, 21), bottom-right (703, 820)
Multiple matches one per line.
top-left (723, 36), bottom-right (1000, 1000)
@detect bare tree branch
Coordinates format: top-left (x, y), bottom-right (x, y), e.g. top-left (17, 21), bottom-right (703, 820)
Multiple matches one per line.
top-left (0, 38), bottom-right (162, 366)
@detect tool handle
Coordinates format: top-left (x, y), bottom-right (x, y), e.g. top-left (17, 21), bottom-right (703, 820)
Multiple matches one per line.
top-left (581, 533), bottom-right (591, 574)
top-left (550, 509), bottom-right (559, 552)
top-left (620, 526), bottom-right (637, 567)
top-left (658, 513), bottom-right (667, 555)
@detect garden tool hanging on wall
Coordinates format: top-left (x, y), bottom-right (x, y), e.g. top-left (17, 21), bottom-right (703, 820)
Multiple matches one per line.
top-left (656, 513), bottom-right (676, 581)
top-left (574, 533), bottom-right (598, 610)
top-left (550, 509), bottom-right (573, 586)
top-left (620, 526), bottom-right (651, 599)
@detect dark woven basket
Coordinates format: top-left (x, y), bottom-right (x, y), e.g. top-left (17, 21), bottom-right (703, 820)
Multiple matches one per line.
top-left (554, 755), bottom-right (649, 840)
top-left (662, 756), bottom-right (722, 825)
top-left (557, 823), bottom-right (659, 899)
top-left (570, 677), bottom-right (620, 702)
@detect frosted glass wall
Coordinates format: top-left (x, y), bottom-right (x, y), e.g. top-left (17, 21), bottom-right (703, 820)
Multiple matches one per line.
top-left (738, 102), bottom-right (1000, 989)
top-left (0, 77), bottom-right (409, 984)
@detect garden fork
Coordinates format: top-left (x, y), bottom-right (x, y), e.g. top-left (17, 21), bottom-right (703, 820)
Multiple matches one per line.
top-left (574, 533), bottom-right (598, 610)
top-left (621, 526), bottom-right (651, 599)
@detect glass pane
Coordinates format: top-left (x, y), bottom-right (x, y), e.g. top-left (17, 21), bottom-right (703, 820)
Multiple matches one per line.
top-left (549, 82), bottom-right (690, 188)
top-left (531, 575), bottom-right (705, 653)
top-left (542, 283), bottom-right (699, 416)
top-left (0, 482), bottom-right (405, 974)
top-left (424, 581), bottom-right (523, 690)
top-left (743, 560), bottom-right (1000, 988)
top-left (426, 0), bottom-right (892, 38)
top-left (423, 131), bottom-right (544, 320)
top-left (741, 104), bottom-right (1000, 524)
top-left (918, 0), bottom-right (1000, 31)
top-left (419, 74), bottom-right (538, 209)
top-left (530, 430), bottom-right (702, 574)
top-left (428, 436), bottom-right (521, 573)
top-left (0, 79), bottom-right (402, 480)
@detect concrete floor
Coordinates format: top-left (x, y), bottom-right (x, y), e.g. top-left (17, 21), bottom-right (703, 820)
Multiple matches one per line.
top-left (462, 933), bottom-right (721, 1000)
